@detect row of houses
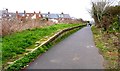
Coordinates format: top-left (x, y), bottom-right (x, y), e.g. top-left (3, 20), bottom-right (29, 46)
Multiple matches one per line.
top-left (0, 9), bottom-right (71, 22)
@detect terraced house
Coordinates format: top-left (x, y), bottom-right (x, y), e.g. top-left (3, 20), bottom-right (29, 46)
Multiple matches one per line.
top-left (42, 12), bottom-right (71, 20)
top-left (42, 12), bottom-right (71, 23)
top-left (0, 9), bottom-right (9, 19)
top-left (16, 10), bottom-right (43, 22)
top-left (0, 8), bottom-right (72, 23)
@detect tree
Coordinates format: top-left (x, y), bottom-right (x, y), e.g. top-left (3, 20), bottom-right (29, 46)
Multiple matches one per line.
top-left (106, 6), bottom-right (120, 32)
top-left (90, 0), bottom-right (116, 27)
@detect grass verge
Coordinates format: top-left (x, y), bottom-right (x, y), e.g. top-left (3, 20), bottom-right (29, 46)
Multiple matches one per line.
top-left (4, 24), bottom-right (84, 71)
top-left (91, 26), bottom-right (119, 69)
top-left (2, 23), bottom-right (85, 70)
top-left (0, 37), bottom-right (2, 71)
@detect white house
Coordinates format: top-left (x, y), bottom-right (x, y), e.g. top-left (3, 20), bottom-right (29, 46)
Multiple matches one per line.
top-left (0, 8), bottom-right (9, 19)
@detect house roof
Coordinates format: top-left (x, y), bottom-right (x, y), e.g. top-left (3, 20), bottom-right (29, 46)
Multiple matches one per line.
top-left (41, 13), bottom-right (71, 19)
top-left (63, 14), bottom-right (71, 18)
top-left (41, 13), bottom-right (48, 18)
top-left (48, 14), bottom-right (59, 19)
top-left (18, 13), bottom-right (25, 16)
top-left (1, 10), bottom-right (8, 14)
top-left (9, 13), bottom-right (16, 17)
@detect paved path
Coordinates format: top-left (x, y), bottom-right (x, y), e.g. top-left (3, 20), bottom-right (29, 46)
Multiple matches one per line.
top-left (25, 26), bottom-right (104, 69)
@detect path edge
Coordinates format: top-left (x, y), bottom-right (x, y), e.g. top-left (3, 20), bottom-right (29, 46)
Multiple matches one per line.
top-left (4, 24), bottom-right (86, 71)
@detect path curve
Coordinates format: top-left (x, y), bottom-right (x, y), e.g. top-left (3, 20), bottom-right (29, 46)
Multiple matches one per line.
top-left (25, 26), bottom-right (104, 69)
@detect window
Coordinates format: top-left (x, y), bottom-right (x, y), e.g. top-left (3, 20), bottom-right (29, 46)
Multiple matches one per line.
top-left (27, 14), bottom-right (29, 16)
top-left (22, 14), bottom-right (25, 16)
top-left (61, 14), bottom-right (64, 18)
top-left (42, 15), bottom-right (45, 17)
top-left (9, 14), bottom-right (11, 17)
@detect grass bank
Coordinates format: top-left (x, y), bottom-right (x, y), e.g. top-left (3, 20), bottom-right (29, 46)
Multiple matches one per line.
top-left (4, 24), bottom-right (84, 71)
top-left (2, 23), bottom-right (85, 69)
top-left (91, 26), bottom-right (119, 69)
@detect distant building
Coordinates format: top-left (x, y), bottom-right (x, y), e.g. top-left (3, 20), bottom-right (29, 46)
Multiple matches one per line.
top-left (41, 12), bottom-right (71, 20)
top-left (59, 12), bottom-right (71, 20)
top-left (42, 12), bottom-right (59, 19)
top-left (0, 8), bottom-right (9, 19)
top-left (0, 8), bottom-right (71, 23)
top-left (0, 8), bottom-right (16, 19)
top-left (16, 10), bottom-right (42, 21)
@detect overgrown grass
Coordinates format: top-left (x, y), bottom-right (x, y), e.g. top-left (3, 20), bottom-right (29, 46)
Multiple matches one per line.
top-left (5, 24), bottom-right (83, 71)
top-left (1, 19), bottom-right (51, 36)
top-left (92, 26), bottom-right (119, 69)
top-left (0, 37), bottom-right (2, 70)
top-left (2, 23), bottom-right (84, 68)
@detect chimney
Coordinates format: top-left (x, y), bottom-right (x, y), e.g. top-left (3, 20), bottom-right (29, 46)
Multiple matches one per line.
top-left (39, 11), bottom-right (41, 14)
top-left (23, 10), bottom-right (26, 17)
top-left (16, 11), bottom-right (18, 14)
top-left (61, 12), bottom-right (64, 18)
top-left (48, 12), bottom-right (50, 14)
top-left (38, 11), bottom-right (41, 18)
top-left (24, 10), bottom-right (26, 14)
top-left (6, 8), bottom-right (8, 13)
top-left (34, 11), bottom-right (36, 14)
top-left (16, 11), bottom-right (19, 19)
top-left (61, 12), bottom-right (64, 14)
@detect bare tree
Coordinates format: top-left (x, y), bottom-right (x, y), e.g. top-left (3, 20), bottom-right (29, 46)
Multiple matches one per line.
top-left (90, 0), bottom-right (116, 27)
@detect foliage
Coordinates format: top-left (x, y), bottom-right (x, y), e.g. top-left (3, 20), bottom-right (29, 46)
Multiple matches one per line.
top-left (109, 6), bottom-right (120, 32)
top-left (1, 17), bottom-right (59, 36)
top-left (102, 6), bottom-right (120, 32)
top-left (2, 23), bottom-right (83, 68)
top-left (5, 24), bottom-right (84, 71)
top-left (91, 0), bottom-right (115, 26)
top-left (108, 17), bottom-right (119, 33)
top-left (92, 26), bottom-right (119, 69)
top-left (91, 0), bottom-right (120, 32)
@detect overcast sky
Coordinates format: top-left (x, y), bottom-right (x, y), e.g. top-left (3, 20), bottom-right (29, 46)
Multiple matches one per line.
top-left (0, 0), bottom-right (119, 21)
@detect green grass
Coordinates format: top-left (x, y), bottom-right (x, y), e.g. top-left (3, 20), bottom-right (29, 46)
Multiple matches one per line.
top-left (5, 24), bottom-right (84, 71)
top-left (2, 23), bottom-right (84, 68)
top-left (92, 26), bottom-right (119, 69)
top-left (0, 37), bottom-right (2, 70)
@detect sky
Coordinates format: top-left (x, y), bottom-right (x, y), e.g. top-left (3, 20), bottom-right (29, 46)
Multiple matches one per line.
top-left (0, 0), bottom-right (119, 21)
